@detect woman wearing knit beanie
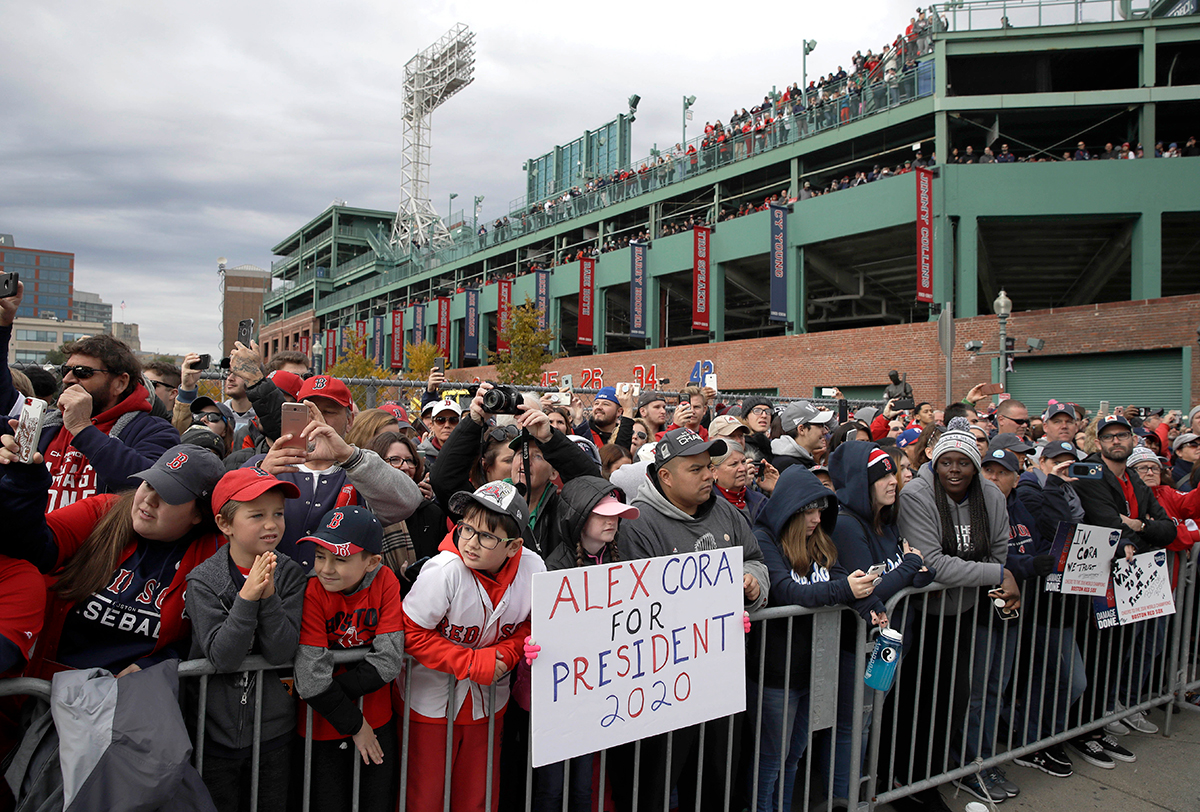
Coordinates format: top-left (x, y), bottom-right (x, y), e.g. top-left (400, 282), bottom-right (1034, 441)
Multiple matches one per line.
top-left (883, 417), bottom-right (1017, 810)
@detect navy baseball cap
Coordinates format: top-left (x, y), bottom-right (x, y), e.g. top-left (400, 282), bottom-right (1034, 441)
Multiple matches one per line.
top-left (1039, 440), bottom-right (1082, 461)
top-left (299, 506), bottom-right (383, 556)
top-left (983, 448), bottom-right (1021, 473)
top-left (895, 428), bottom-right (922, 448)
top-left (989, 433), bottom-right (1035, 454)
top-left (1098, 414), bottom-right (1132, 433)
top-left (653, 427), bottom-right (727, 468)
top-left (131, 444), bottom-right (226, 506)
top-left (1044, 402), bottom-right (1074, 421)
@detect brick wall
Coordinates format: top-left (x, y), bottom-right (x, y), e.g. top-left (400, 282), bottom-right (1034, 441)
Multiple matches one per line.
top-left (449, 294), bottom-right (1200, 406)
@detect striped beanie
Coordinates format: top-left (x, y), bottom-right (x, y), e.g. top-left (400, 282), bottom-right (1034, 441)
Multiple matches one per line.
top-left (867, 447), bottom-right (897, 484)
top-left (930, 417), bottom-right (982, 470)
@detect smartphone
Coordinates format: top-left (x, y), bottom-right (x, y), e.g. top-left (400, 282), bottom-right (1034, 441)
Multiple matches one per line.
top-left (1069, 461), bottom-right (1104, 480)
top-left (704, 374), bottom-right (718, 391)
top-left (280, 402), bottom-right (309, 449)
top-left (196, 354), bottom-right (212, 371)
top-left (13, 397), bottom-right (46, 464)
top-left (0, 272), bottom-right (18, 298)
top-left (893, 398), bottom-right (915, 411)
top-left (1099, 400), bottom-right (1110, 416)
top-left (821, 387), bottom-right (838, 397)
top-left (433, 357), bottom-right (446, 375)
top-left (237, 318), bottom-right (255, 346)
top-left (219, 357), bottom-right (231, 370)
top-left (838, 398), bottom-right (849, 424)
top-left (550, 386), bottom-right (572, 406)
top-left (560, 374), bottom-right (573, 389)
top-left (980, 382), bottom-right (1004, 396)
top-left (866, 563), bottom-right (887, 585)
top-left (989, 589), bottom-right (1019, 621)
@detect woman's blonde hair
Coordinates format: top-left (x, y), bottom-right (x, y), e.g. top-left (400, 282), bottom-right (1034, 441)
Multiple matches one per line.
top-left (345, 408), bottom-right (400, 449)
top-left (778, 507), bottom-right (837, 577)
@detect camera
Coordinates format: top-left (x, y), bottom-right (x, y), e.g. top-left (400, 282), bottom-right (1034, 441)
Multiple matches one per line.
top-left (482, 384), bottom-right (523, 415)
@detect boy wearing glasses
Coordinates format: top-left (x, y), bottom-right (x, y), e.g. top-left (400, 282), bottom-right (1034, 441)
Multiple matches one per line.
top-left (402, 480), bottom-right (545, 812)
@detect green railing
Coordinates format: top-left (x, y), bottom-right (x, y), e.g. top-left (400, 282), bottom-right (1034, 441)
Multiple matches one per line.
top-left (932, 0), bottom-right (1152, 31)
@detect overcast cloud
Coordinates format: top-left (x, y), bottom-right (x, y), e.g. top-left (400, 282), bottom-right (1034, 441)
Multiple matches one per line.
top-left (0, 0), bottom-right (916, 356)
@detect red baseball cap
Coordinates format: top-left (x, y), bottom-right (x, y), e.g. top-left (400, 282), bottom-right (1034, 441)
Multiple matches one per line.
top-left (212, 467), bottom-right (301, 515)
top-left (267, 370), bottom-right (303, 399)
top-left (298, 375), bottom-right (353, 408)
top-left (380, 403), bottom-right (408, 421)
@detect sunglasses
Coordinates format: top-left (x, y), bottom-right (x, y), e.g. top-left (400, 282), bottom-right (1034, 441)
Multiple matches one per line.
top-left (61, 364), bottom-right (112, 380)
top-left (432, 415), bottom-right (460, 425)
top-left (148, 380), bottom-right (177, 393)
top-left (634, 431), bottom-right (648, 440)
top-left (484, 425), bottom-right (520, 444)
top-left (192, 413), bottom-right (227, 425)
top-left (1000, 416), bottom-right (1030, 426)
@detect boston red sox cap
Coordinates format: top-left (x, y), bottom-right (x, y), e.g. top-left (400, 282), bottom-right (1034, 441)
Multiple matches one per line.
top-left (130, 444), bottom-right (226, 506)
top-left (298, 506), bottom-right (383, 556)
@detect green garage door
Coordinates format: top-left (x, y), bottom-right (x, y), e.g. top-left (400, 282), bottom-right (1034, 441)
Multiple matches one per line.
top-left (1005, 349), bottom-right (1185, 417)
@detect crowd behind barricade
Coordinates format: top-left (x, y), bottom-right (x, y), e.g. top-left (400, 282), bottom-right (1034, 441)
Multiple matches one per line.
top-left (1, 273), bottom-right (1199, 812)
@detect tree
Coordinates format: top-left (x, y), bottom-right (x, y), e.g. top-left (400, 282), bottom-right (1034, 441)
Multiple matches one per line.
top-left (327, 333), bottom-right (395, 408)
top-left (44, 343), bottom-right (69, 366)
top-left (488, 296), bottom-right (557, 385)
top-left (404, 340), bottom-right (439, 381)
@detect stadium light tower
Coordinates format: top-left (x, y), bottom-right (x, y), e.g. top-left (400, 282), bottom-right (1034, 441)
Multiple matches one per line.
top-left (391, 23), bottom-right (476, 253)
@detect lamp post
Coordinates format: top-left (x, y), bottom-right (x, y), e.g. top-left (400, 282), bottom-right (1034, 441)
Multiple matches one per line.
top-left (473, 195), bottom-right (484, 231)
top-left (447, 192), bottom-right (458, 227)
top-left (312, 337), bottom-right (324, 375)
top-left (994, 289), bottom-right (1013, 391)
top-left (802, 40), bottom-right (818, 103)
top-left (682, 95), bottom-right (696, 148)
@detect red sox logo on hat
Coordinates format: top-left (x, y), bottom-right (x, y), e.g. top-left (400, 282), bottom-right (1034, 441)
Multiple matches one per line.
top-left (327, 511), bottom-right (344, 529)
top-left (328, 541), bottom-right (353, 557)
top-left (312, 377), bottom-right (328, 390)
top-left (168, 453), bottom-right (188, 470)
top-left (479, 481), bottom-right (514, 505)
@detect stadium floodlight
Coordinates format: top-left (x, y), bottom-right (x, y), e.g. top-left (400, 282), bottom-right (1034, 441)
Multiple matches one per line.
top-left (964, 340), bottom-right (983, 352)
top-left (628, 94), bottom-right (641, 122)
top-left (682, 95), bottom-right (696, 146)
top-left (802, 40), bottom-right (818, 102)
top-left (392, 23), bottom-right (477, 253)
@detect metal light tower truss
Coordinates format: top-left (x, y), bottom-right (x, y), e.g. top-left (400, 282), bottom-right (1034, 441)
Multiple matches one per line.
top-left (392, 23), bottom-right (476, 253)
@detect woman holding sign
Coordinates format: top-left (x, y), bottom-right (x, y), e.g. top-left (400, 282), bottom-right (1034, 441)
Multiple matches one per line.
top-left (747, 466), bottom-right (877, 812)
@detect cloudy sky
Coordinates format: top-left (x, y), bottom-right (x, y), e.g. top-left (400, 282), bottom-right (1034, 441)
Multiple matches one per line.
top-left (0, 0), bottom-right (920, 356)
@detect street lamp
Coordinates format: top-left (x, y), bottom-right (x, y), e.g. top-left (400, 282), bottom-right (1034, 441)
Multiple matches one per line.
top-left (802, 40), bottom-right (818, 102)
top-left (682, 95), bottom-right (696, 147)
top-left (447, 192), bottom-right (458, 227)
top-left (473, 195), bottom-right (484, 230)
top-left (993, 289), bottom-right (1013, 390)
top-left (312, 337), bottom-right (324, 375)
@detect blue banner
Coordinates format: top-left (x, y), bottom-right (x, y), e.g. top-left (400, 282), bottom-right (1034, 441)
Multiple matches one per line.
top-left (412, 303), bottom-right (426, 346)
top-left (372, 315), bottom-right (384, 367)
top-left (464, 288), bottom-right (480, 360)
top-left (535, 269), bottom-right (551, 330)
top-left (630, 242), bottom-right (647, 339)
top-left (768, 203), bottom-right (788, 323)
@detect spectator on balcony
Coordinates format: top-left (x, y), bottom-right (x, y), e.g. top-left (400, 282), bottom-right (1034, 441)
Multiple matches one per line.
top-left (1100, 142), bottom-right (1118, 159)
top-left (997, 144), bottom-right (1016, 163)
top-left (979, 147), bottom-right (995, 164)
top-left (1074, 142), bottom-right (1091, 160)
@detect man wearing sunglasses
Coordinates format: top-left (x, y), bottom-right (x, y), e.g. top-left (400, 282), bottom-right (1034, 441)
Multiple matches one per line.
top-left (0, 284), bottom-right (178, 511)
top-left (993, 398), bottom-right (1031, 440)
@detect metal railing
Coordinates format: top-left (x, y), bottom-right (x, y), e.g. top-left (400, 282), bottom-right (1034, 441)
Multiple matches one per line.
top-left (4, 537), bottom-right (1193, 812)
top-left (931, 0), bottom-right (1152, 32)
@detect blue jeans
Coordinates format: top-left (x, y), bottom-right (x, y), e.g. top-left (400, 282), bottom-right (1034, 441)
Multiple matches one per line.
top-left (746, 683), bottom-right (810, 812)
top-left (533, 755), bottom-right (593, 812)
top-left (1021, 624), bottom-right (1087, 742)
top-left (1116, 615), bottom-right (1168, 709)
top-left (965, 619), bottom-right (1019, 761)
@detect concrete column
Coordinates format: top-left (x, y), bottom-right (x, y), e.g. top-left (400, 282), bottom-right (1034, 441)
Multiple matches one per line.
top-left (956, 215), bottom-right (979, 318)
top-left (645, 271), bottom-right (661, 349)
top-left (711, 262), bottom-right (726, 342)
top-left (550, 298), bottom-right (562, 354)
top-left (790, 245), bottom-right (806, 334)
top-left (1131, 212), bottom-right (1162, 300)
top-left (595, 289), bottom-right (608, 354)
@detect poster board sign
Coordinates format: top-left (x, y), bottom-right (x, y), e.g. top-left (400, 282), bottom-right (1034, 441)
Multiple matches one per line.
top-left (1110, 550), bottom-right (1175, 626)
top-left (530, 549), bottom-right (746, 768)
top-left (1043, 522), bottom-right (1121, 596)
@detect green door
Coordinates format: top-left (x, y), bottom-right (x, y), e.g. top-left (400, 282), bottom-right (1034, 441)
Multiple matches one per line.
top-left (1005, 349), bottom-right (1185, 417)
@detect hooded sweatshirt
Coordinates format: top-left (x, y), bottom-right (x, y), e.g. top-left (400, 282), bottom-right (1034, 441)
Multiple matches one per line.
top-left (749, 467), bottom-right (852, 689)
top-left (546, 476), bottom-right (627, 572)
top-left (897, 464), bottom-right (1010, 615)
top-left (828, 442), bottom-right (932, 622)
top-left (770, 434), bottom-right (814, 473)
top-left (620, 476), bottom-right (769, 612)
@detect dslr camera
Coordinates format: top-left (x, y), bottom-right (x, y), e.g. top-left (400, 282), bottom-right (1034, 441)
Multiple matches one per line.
top-left (482, 384), bottom-right (523, 415)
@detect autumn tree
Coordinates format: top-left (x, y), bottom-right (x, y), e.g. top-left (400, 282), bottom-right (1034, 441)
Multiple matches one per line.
top-left (488, 296), bottom-right (557, 385)
top-left (404, 340), bottom-right (439, 381)
top-left (327, 333), bottom-right (396, 408)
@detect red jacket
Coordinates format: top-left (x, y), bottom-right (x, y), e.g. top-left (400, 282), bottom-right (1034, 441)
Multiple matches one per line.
top-left (1151, 484), bottom-right (1200, 589)
top-left (29, 494), bottom-right (222, 680)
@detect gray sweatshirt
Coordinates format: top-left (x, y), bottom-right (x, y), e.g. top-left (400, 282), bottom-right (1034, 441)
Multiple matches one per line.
top-left (897, 465), bottom-right (1010, 615)
top-left (620, 477), bottom-right (770, 611)
top-left (185, 546), bottom-right (307, 752)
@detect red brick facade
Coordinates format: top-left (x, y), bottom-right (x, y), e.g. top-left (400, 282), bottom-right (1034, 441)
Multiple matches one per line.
top-left (449, 294), bottom-right (1200, 406)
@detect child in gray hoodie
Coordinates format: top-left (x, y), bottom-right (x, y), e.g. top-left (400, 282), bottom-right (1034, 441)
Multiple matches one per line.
top-left (186, 468), bottom-right (307, 812)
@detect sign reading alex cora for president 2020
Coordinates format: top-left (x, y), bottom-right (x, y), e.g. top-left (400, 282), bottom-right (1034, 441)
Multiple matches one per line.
top-left (529, 549), bottom-right (746, 768)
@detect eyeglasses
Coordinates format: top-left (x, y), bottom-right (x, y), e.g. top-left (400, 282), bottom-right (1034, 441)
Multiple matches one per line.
top-left (748, 407), bottom-right (771, 416)
top-left (634, 431), bottom-right (648, 440)
top-left (61, 364), bottom-right (112, 380)
top-left (1180, 441), bottom-right (1200, 450)
top-left (432, 415), bottom-right (460, 426)
top-left (192, 413), bottom-right (226, 425)
top-left (455, 522), bottom-right (519, 550)
top-left (484, 425), bottom-right (520, 444)
top-left (1099, 431), bottom-right (1133, 442)
top-left (385, 456), bottom-right (416, 469)
top-left (148, 380), bottom-right (177, 393)
top-left (1132, 464), bottom-right (1160, 475)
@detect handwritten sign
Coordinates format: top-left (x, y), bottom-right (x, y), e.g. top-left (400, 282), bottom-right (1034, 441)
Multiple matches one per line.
top-left (1111, 551), bottom-right (1175, 625)
top-left (529, 549), bottom-right (746, 768)
top-left (1043, 522), bottom-right (1121, 596)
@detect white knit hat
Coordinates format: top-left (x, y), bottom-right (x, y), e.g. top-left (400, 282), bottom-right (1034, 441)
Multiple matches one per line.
top-left (931, 417), bottom-right (983, 470)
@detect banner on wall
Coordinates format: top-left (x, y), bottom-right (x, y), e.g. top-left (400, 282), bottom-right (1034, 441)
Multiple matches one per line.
top-left (916, 167), bottom-right (934, 304)
top-left (390, 310), bottom-right (404, 370)
top-left (412, 303), bottom-right (426, 347)
top-left (324, 328), bottom-right (336, 369)
top-left (497, 279), bottom-right (513, 352)
top-left (693, 226), bottom-right (710, 331)
top-left (768, 203), bottom-right (787, 323)
top-left (436, 297), bottom-right (451, 358)
top-left (355, 320), bottom-right (367, 358)
top-left (578, 258), bottom-right (595, 346)
top-left (372, 316), bottom-right (383, 366)
top-left (535, 269), bottom-right (551, 330)
top-left (299, 334), bottom-right (310, 357)
top-left (464, 288), bottom-right (480, 360)
top-left (630, 242), bottom-right (647, 339)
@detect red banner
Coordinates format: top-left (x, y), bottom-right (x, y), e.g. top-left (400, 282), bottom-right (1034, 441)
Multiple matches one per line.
top-left (299, 334), bottom-right (310, 356)
top-left (324, 328), bottom-right (336, 369)
top-left (390, 310), bottom-right (404, 369)
top-left (693, 226), bottom-right (710, 331)
top-left (497, 280), bottom-right (512, 351)
top-left (355, 320), bottom-right (367, 357)
top-left (916, 167), bottom-right (934, 304)
top-left (578, 258), bottom-right (595, 346)
top-left (436, 296), bottom-right (451, 359)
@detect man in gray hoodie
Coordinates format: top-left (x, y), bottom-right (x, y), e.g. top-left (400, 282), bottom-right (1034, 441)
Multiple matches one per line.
top-left (615, 427), bottom-right (768, 812)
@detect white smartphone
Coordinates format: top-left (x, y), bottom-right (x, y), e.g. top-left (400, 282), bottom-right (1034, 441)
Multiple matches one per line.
top-left (14, 397), bottom-right (46, 464)
top-left (821, 387), bottom-right (838, 397)
top-left (617, 382), bottom-right (641, 399)
top-left (704, 373), bottom-right (718, 391)
top-left (560, 374), bottom-right (573, 389)
top-left (866, 563), bottom-right (887, 585)
top-left (550, 388), bottom-right (571, 406)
